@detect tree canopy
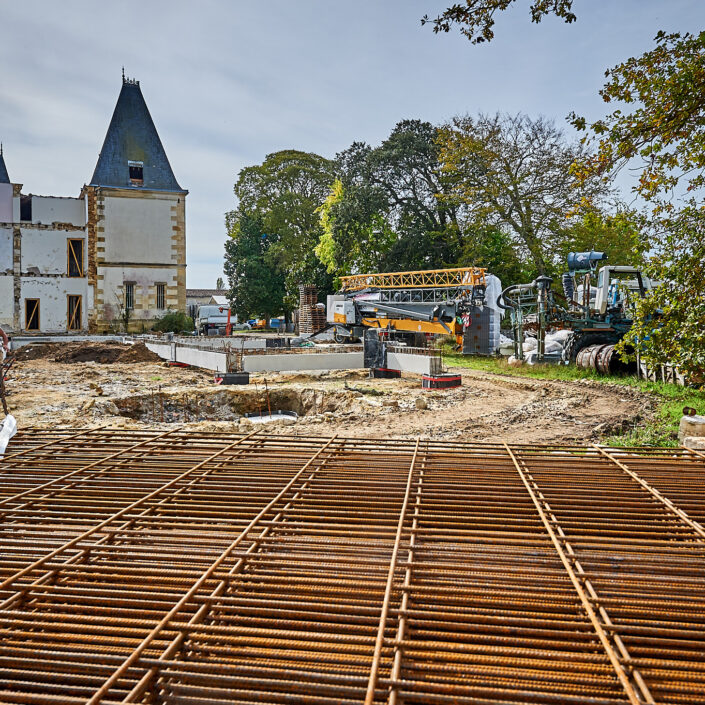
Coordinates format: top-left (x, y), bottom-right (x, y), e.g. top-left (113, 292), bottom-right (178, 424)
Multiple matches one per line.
top-left (437, 113), bottom-right (608, 275)
top-left (422, 0), bottom-right (577, 43)
top-left (224, 120), bottom-right (636, 323)
top-left (567, 31), bottom-right (705, 377)
top-left (223, 212), bottom-right (286, 321)
top-left (226, 150), bottom-right (336, 312)
top-left (318, 120), bottom-right (464, 276)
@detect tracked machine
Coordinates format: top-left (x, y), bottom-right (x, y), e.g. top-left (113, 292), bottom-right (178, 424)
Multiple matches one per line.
top-left (327, 266), bottom-right (495, 373)
top-left (499, 251), bottom-right (657, 373)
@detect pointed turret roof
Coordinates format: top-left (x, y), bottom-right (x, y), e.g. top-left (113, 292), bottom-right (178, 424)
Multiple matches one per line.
top-left (0, 145), bottom-right (10, 184)
top-left (90, 76), bottom-right (184, 192)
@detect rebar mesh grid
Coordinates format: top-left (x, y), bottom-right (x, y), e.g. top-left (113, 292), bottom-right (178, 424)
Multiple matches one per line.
top-left (0, 429), bottom-right (703, 705)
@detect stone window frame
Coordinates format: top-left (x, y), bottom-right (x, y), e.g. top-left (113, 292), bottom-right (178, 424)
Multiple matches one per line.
top-left (124, 282), bottom-right (135, 311)
top-left (156, 283), bottom-right (166, 310)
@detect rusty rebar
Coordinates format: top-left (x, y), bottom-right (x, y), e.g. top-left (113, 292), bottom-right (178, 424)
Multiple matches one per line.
top-left (0, 430), bottom-right (703, 704)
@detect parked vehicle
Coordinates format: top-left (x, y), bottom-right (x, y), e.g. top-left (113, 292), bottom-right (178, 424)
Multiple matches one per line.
top-left (196, 305), bottom-right (229, 335)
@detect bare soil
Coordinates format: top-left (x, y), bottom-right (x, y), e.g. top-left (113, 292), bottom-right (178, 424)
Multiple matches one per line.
top-left (13, 341), bottom-right (161, 364)
top-left (4, 343), bottom-right (654, 444)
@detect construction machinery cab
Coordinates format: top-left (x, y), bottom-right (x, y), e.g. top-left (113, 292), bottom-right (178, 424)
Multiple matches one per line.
top-left (594, 266), bottom-right (654, 316)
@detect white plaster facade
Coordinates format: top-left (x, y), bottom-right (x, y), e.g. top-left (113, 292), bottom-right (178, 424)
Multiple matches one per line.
top-left (0, 78), bottom-right (187, 334)
top-left (0, 191), bottom-right (92, 332)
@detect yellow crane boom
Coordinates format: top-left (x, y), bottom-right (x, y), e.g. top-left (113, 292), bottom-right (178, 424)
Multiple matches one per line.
top-left (340, 266), bottom-right (486, 293)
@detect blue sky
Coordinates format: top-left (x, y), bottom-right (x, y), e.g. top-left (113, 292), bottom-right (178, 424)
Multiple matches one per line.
top-left (1, 1), bottom-right (702, 287)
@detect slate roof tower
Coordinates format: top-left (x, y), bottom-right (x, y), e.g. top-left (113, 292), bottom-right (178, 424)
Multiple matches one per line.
top-left (90, 77), bottom-right (184, 192)
top-left (0, 145), bottom-right (10, 184)
top-left (84, 74), bottom-right (187, 333)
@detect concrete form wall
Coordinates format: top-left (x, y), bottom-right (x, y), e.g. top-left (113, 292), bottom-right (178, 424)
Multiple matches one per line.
top-left (386, 351), bottom-right (441, 376)
top-left (242, 352), bottom-right (364, 373)
top-left (145, 341), bottom-right (364, 374)
top-left (145, 341), bottom-right (226, 372)
top-left (173, 337), bottom-right (267, 351)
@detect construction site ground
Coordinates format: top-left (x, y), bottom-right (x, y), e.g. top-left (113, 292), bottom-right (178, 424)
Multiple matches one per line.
top-left (7, 341), bottom-right (652, 444)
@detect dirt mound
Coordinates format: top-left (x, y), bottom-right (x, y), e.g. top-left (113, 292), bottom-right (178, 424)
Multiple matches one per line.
top-left (113, 343), bottom-right (162, 364)
top-left (15, 341), bottom-right (161, 364)
top-left (12, 345), bottom-right (54, 362)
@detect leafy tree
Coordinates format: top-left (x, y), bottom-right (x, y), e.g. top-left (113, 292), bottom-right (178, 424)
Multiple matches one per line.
top-left (624, 207), bottom-right (705, 376)
top-left (223, 212), bottom-right (286, 321)
top-left (232, 150), bottom-right (336, 306)
top-left (215, 276), bottom-right (224, 290)
top-left (459, 225), bottom-right (533, 287)
top-left (325, 120), bottom-right (464, 275)
top-left (316, 179), bottom-right (397, 278)
top-left (571, 31), bottom-right (705, 377)
top-left (571, 32), bottom-right (705, 207)
top-left (422, 0), bottom-right (577, 44)
top-left (438, 113), bottom-right (608, 275)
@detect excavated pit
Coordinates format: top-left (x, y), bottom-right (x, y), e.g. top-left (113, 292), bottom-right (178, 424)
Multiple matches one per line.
top-left (112, 387), bottom-right (358, 424)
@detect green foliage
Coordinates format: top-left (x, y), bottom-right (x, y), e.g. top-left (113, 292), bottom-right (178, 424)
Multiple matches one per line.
top-left (422, 1), bottom-right (577, 44)
top-left (571, 32), bottom-right (705, 206)
top-left (231, 150), bottom-right (336, 307)
top-left (153, 310), bottom-right (194, 334)
top-left (438, 113), bottom-right (609, 274)
top-left (216, 277), bottom-right (224, 290)
top-left (619, 208), bottom-right (705, 378)
top-left (557, 210), bottom-right (642, 270)
top-left (331, 120), bottom-right (464, 274)
top-left (223, 213), bottom-right (286, 320)
top-left (316, 179), bottom-right (396, 278)
top-left (572, 32), bottom-right (705, 378)
top-left (459, 225), bottom-right (535, 286)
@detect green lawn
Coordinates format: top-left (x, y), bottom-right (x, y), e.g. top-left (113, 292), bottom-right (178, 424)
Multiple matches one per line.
top-left (442, 352), bottom-right (705, 447)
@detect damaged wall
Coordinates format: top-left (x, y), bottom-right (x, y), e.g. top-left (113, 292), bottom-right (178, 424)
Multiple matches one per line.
top-left (0, 194), bottom-right (90, 333)
top-left (29, 196), bottom-right (85, 226)
top-left (0, 183), bottom-right (12, 222)
top-left (20, 277), bottom-right (91, 331)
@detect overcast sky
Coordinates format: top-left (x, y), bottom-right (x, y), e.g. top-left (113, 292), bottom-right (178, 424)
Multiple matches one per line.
top-left (1, 1), bottom-right (702, 287)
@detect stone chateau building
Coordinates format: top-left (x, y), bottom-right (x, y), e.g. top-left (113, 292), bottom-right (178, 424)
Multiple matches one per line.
top-left (0, 76), bottom-right (186, 333)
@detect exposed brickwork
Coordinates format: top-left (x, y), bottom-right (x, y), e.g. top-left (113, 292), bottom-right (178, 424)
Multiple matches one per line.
top-left (12, 225), bottom-right (21, 330)
top-left (83, 186), bottom-right (100, 333)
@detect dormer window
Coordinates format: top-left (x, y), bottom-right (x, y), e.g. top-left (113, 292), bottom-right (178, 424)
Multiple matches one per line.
top-left (128, 160), bottom-right (144, 185)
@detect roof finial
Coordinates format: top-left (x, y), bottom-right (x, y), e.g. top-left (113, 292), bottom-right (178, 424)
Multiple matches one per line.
top-left (0, 143), bottom-right (3, 156)
top-left (122, 66), bottom-right (125, 83)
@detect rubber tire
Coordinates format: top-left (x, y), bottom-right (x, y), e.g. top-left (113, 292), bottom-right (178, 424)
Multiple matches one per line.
top-left (562, 333), bottom-right (614, 363)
